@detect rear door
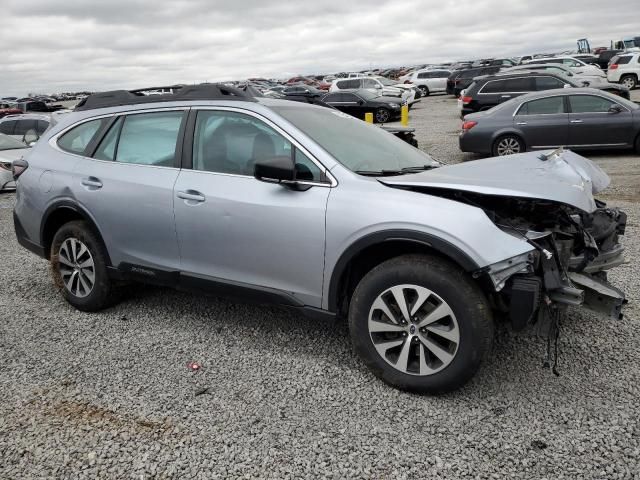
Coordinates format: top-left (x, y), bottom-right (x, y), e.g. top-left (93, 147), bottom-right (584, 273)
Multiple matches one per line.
top-left (567, 94), bottom-right (634, 147)
top-left (72, 109), bottom-right (186, 271)
top-left (513, 95), bottom-right (569, 149)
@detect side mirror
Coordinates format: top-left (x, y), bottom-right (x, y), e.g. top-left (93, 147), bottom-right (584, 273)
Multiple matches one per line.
top-left (608, 104), bottom-right (623, 114)
top-left (358, 100), bottom-right (364, 105)
top-left (23, 129), bottom-right (39, 145)
top-left (254, 156), bottom-right (295, 183)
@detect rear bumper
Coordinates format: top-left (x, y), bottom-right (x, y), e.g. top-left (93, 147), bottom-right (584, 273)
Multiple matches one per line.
top-left (14, 211), bottom-right (46, 258)
top-left (458, 132), bottom-right (491, 154)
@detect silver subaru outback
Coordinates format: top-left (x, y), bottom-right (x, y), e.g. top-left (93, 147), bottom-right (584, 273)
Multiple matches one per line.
top-left (12, 84), bottom-right (627, 393)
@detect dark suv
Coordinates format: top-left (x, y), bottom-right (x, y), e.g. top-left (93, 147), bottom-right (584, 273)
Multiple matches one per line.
top-left (460, 71), bottom-right (630, 116)
top-left (446, 66), bottom-right (501, 96)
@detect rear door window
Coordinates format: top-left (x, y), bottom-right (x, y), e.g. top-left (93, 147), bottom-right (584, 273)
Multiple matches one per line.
top-left (535, 76), bottom-right (567, 90)
top-left (518, 96), bottom-right (565, 115)
top-left (113, 111), bottom-right (184, 167)
top-left (480, 80), bottom-right (507, 93)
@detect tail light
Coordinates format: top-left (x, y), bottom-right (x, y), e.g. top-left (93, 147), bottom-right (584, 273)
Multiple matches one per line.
top-left (461, 96), bottom-right (472, 104)
top-left (609, 64), bottom-right (618, 70)
top-left (462, 121), bottom-right (477, 130)
top-left (11, 159), bottom-right (29, 179)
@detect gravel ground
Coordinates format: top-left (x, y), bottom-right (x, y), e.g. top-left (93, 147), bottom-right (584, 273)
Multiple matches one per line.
top-left (1, 92), bottom-right (639, 479)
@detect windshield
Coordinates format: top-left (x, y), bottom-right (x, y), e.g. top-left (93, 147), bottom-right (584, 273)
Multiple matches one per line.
top-left (271, 105), bottom-right (438, 174)
top-left (0, 133), bottom-right (28, 151)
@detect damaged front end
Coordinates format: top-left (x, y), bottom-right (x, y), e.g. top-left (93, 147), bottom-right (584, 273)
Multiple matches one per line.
top-left (481, 197), bottom-right (627, 330)
top-left (380, 148), bottom-right (628, 331)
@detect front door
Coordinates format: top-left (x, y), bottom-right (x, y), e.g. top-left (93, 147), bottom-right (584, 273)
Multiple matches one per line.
top-left (513, 95), bottom-right (569, 149)
top-left (173, 108), bottom-right (332, 307)
top-left (567, 94), bottom-right (635, 147)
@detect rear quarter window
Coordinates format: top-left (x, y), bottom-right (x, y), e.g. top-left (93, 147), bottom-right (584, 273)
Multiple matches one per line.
top-left (57, 118), bottom-right (107, 155)
top-left (614, 56), bottom-right (632, 65)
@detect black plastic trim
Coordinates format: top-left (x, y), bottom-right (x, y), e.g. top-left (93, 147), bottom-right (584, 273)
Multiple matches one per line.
top-left (327, 229), bottom-right (481, 312)
top-left (181, 109), bottom-right (197, 170)
top-left (14, 212), bottom-right (46, 258)
top-left (85, 115), bottom-right (119, 158)
top-left (178, 272), bottom-right (304, 307)
top-left (39, 200), bottom-right (111, 264)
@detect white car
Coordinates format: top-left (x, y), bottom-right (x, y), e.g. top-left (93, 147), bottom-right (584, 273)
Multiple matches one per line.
top-left (523, 56), bottom-right (606, 78)
top-left (0, 133), bottom-right (30, 191)
top-left (0, 113), bottom-right (51, 142)
top-left (607, 53), bottom-right (640, 89)
top-left (405, 69), bottom-right (451, 96)
top-left (330, 77), bottom-right (418, 105)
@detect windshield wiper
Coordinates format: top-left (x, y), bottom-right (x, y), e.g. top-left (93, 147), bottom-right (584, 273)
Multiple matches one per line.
top-left (355, 165), bottom-right (437, 177)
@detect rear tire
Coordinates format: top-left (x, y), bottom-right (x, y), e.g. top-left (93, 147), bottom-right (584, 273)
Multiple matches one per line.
top-left (348, 254), bottom-right (493, 394)
top-left (418, 85), bottom-right (430, 97)
top-left (492, 134), bottom-right (524, 156)
top-left (620, 74), bottom-right (637, 90)
top-left (50, 220), bottom-right (114, 312)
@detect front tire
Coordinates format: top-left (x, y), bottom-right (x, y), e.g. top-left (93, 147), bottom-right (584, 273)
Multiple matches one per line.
top-left (348, 254), bottom-right (493, 393)
top-left (50, 220), bottom-right (114, 312)
top-left (418, 85), bottom-right (429, 97)
top-left (492, 134), bottom-right (524, 156)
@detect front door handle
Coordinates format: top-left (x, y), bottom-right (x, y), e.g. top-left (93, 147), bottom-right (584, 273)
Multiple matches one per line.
top-left (501, 95), bottom-right (511, 98)
top-left (81, 177), bottom-right (103, 189)
top-left (516, 122), bottom-right (527, 126)
top-left (177, 190), bottom-right (206, 202)
top-left (570, 119), bottom-right (583, 124)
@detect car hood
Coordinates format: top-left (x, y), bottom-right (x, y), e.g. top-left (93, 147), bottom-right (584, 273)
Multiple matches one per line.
top-left (0, 147), bottom-right (30, 161)
top-left (379, 150), bottom-right (609, 212)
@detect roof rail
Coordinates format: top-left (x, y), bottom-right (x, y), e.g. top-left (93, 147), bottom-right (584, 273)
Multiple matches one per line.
top-left (74, 83), bottom-right (255, 111)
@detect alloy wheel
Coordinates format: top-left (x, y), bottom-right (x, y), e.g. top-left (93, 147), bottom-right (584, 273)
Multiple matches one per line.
top-left (621, 76), bottom-right (636, 89)
top-left (376, 109), bottom-right (390, 123)
top-left (496, 137), bottom-right (521, 156)
top-left (58, 238), bottom-right (96, 298)
top-left (368, 284), bottom-right (460, 376)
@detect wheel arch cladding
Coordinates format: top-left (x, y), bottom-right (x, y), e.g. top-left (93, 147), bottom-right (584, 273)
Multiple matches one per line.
top-left (40, 202), bottom-right (111, 265)
top-left (327, 230), bottom-right (480, 314)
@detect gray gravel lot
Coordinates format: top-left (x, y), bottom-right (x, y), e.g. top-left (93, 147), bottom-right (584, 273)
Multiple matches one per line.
top-left (1, 92), bottom-right (639, 479)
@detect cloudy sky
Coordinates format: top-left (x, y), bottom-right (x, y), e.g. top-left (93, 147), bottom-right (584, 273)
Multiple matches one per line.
top-left (1, 0), bottom-right (638, 95)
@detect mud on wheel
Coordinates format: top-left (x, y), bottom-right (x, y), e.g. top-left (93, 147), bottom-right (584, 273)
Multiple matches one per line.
top-left (50, 220), bottom-right (115, 312)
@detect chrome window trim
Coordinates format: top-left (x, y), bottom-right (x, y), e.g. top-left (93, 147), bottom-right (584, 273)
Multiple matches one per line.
top-left (512, 94), bottom-right (567, 117)
top-left (192, 106), bottom-right (337, 188)
top-left (49, 107), bottom-right (189, 165)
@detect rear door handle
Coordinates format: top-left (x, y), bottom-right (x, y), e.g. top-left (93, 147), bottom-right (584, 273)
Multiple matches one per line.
top-left (570, 119), bottom-right (583, 124)
top-left (501, 95), bottom-right (511, 98)
top-left (177, 190), bottom-right (205, 203)
top-left (81, 177), bottom-right (102, 189)
top-left (516, 122), bottom-right (527, 126)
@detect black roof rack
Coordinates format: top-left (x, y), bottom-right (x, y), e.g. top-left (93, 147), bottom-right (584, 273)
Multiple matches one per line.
top-left (74, 83), bottom-right (255, 111)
